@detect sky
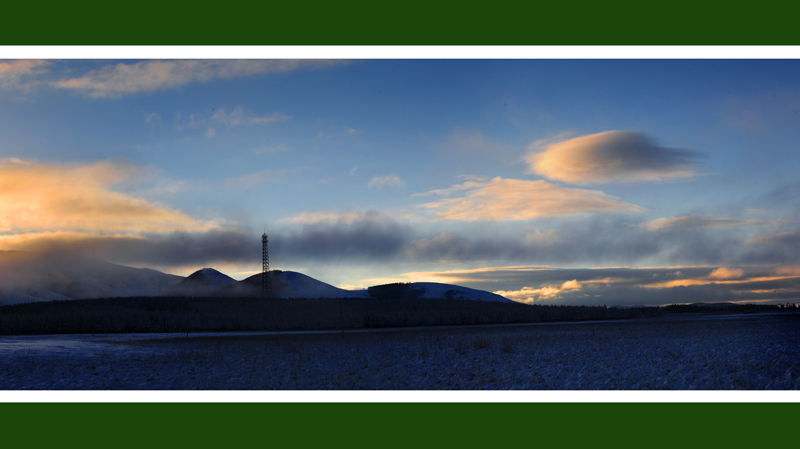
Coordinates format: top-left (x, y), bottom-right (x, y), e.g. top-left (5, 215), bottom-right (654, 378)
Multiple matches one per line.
top-left (1, 53), bottom-right (800, 306)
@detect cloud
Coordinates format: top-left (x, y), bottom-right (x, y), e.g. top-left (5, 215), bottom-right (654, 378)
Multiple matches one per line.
top-left (401, 211), bottom-right (784, 268)
top-left (278, 210), bottom-right (367, 225)
top-left (707, 266), bottom-right (744, 280)
top-left (0, 230), bottom-right (258, 269)
top-left (528, 131), bottom-right (702, 184)
top-left (368, 174), bottom-right (405, 189)
top-left (748, 229), bottom-right (800, 246)
top-left (494, 280), bottom-right (581, 304)
top-left (178, 106), bottom-right (290, 138)
top-left (0, 60), bottom-right (50, 89)
top-left (273, 210), bottom-right (411, 262)
top-left (211, 107), bottom-right (290, 127)
top-left (52, 60), bottom-right (344, 98)
top-left (642, 214), bottom-right (763, 232)
top-left (743, 229), bottom-right (800, 264)
top-left (0, 159), bottom-right (211, 235)
top-left (419, 176), bottom-right (644, 221)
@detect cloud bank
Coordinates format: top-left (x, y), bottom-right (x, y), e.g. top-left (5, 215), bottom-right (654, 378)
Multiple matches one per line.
top-left (528, 131), bottom-right (701, 184)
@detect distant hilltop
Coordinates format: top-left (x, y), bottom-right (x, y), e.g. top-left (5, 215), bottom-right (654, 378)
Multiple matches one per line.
top-left (0, 252), bottom-right (511, 306)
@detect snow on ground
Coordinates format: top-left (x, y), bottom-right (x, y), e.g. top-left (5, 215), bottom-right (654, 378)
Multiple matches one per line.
top-left (1, 314), bottom-right (798, 389)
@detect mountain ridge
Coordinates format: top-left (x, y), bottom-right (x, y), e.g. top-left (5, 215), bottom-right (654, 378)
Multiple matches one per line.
top-left (0, 252), bottom-right (511, 305)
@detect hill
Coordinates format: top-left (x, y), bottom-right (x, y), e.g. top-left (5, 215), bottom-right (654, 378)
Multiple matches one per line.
top-left (216, 270), bottom-right (369, 299)
top-left (366, 282), bottom-right (511, 303)
top-left (163, 268), bottom-right (236, 297)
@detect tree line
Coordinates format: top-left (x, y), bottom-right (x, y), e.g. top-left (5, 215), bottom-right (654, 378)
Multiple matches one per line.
top-left (0, 295), bottom-right (666, 335)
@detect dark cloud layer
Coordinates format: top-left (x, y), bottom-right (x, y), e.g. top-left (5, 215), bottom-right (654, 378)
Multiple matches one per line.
top-left (8, 217), bottom-right (796, 274)
top-left (10, 230), bottom-right (260, 267)
top-left (272, 212), bottom-right (411, 262)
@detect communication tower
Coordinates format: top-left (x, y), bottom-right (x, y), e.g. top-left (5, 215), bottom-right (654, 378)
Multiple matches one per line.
top-left (262, 232), bottom-right (272, 299)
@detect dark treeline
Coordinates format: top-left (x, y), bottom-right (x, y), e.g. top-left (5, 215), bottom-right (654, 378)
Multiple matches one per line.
top-left (0, 296), bottom-right (665, 335)
top-left (664, 303), bottom-right (794, 314)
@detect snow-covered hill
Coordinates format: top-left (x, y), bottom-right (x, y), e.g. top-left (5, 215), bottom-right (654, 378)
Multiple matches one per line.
top-left (163, 268), bottom-right (235, 297)
top-left (366, 281), bottom-right (512, 303)
top-left (0, 251), bottom-right (182, 305)
top-left (407, 282), bottom-right (512, 303)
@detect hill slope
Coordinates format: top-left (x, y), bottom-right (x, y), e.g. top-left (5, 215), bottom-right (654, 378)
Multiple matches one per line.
top-left (0, 251), bottom-right (182, 305)
top-left (216, 270), bottom-right (368, 298)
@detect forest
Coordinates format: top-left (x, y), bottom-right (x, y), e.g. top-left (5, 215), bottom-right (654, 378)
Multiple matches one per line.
top-left (0, 295), bottom-right (667, 335)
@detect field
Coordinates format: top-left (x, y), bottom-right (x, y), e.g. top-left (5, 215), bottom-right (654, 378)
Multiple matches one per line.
top-left (1, 313), bottom-right (798, 389)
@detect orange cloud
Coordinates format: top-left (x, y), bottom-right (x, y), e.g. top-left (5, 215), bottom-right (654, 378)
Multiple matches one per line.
top-left (0, 159), bottom-right (212, 237)
top-left (645, 266), bottom-right (796, 289)
top-left (419, 176), bottom-right (644, 221)
top-left (707, 267), bottom-right (744, 280)
top-left (494, 279), bottom-right (582, 303)
top-left (528, 131), bottom-right (700, 184)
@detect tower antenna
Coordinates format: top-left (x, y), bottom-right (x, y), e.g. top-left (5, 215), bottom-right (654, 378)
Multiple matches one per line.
top-left (262, 231), bottom-right (272, 299)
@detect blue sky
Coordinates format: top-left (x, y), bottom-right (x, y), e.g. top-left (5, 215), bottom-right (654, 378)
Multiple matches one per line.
top-left (2, 55), bottom-right (799, 305)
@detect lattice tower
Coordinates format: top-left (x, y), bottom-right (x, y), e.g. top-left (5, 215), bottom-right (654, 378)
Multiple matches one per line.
top-left (262, 232), bottom-right (272, 299)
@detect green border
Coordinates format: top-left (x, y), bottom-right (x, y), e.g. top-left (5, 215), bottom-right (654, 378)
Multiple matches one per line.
top-left (2, 1), bottom-right (800, 45)
top-left (2, 0), bottom-right (797, 443)
top-left (1, 403), bottom-right (798, 446)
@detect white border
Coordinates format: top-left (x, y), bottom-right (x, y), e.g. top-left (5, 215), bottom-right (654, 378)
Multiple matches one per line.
top-left (1, 45), bottom-right (800, 59)
top-left (3, 390), bottom-right (800, 402)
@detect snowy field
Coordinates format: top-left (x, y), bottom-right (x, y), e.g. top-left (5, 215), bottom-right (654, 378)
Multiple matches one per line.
top-left (1, 313), bottom-right (798, 389)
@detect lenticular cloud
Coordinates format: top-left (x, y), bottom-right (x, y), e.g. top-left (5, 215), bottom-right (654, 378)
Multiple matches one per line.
top-left (529, 130), bottom-right (701, 184)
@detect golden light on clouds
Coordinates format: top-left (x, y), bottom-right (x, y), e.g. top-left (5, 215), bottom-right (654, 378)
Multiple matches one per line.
top-left (645, 266), bottom-right (798, 289)
top-left (420, 176), bottom-right (644, 221)
top-left (0, 159), bottom-right (212, 236)
top-left (494, 279), bottom-right (582, 303)
top-left (528, 130), bottom-right (700, 184)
